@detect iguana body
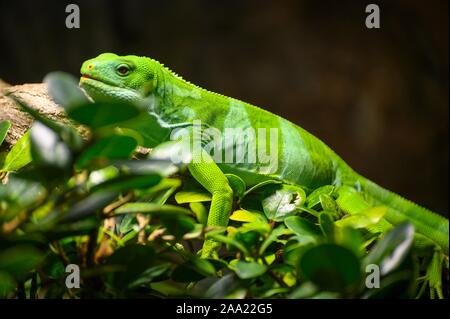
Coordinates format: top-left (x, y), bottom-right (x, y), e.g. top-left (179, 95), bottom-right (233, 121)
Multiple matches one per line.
top-left (80, 53), bottom-right (449, 257)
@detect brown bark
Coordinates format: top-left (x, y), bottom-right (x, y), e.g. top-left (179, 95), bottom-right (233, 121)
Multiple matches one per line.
top-left (0, 82), bottom-right (147, 155)
top-left (0, 82), bottom-right (86, 151)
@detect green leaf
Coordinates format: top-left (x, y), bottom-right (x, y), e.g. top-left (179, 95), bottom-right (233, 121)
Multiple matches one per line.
top-left (189, 202), bottom-right (208, 226)
top-left (306, 185), bottom-right (335, 209)
top-left (175, 191), bottom-right (211, 203)
top-left (0, 131), bottom-right (32, 172)
top-left (128, 263), bottom-right (171, 288)
top-left (188, 257), bottom-right (216, 276)
top-left (230, 209), bottom-right (259, 222)
top-left (262, 184), bottom-right (306, 221)
top-left (0, 120), bottom-right (11, 146)
top-left (76, 134), bottom-right (138, 168)
top-left (335, 227), bottom-right (365, 258)
top-left (0, 245), bottom-right (44, 277)
top-left (335, 206), bottom-right (386, 229)
top-left (239, 220), bottom-right (271, 235)
top-left (87, 166), bottom-right (120, 187)
top-left (171, 266), bottom-right (204, 283)
top-left (114, 202), bottom-right (192, 216)
top-left (30, 122), bottom-right (72, 169)
top-left (299, 244), bottom-right (361, 292)
top-left (149, 281), bottom-right (187, 297)
top-left (120, 112), bottom-right (171, 148)
top-left (364, 222), bottom-right (415, 276)
top-left (0, 176), bottom-right (46, 221)
top-left (161, 215), bottom-right (196, 238)
top-left (233, 261), bottom-right (267, 279)
top-left (297, 206), bottom-right (320, 218)
top-left (106, 244), bottom-right (156, 290)
top-left (336, 186), bottom-right (370, 214)
top-left (44, 71), bottom-right (90, 110)
top-left (284, 216), bottom-right (322, 243)
top-left (91, 174), bottom-right (162, 193)
top-left (14, 165), bottom-right (69, 186)
top-left (41, 253), bottom-right (65, 279)
top-left (243, 179), bottom-right (282, 197)
top-left (259, 225), bottom-right (292, 255)
top-left (206, 232), bottom-right (250, 256)
top-left (67, 101), bottom-right (143, 128)
top-left (111, 159), bottom-right (179, 176)
top-left (261, 287), bottom-right (290, 298)
top-left (60, 191), bottom-right (118, 223)
top-left (270, 263), bottom-right (295, 275)
top-left (283, 242), bottom-right (315, 267)
top-left (171, 257), bottom-right (216, 282)
top-left (205, 273), bottom-right (242, 298)
top-left (118, 214), bottom-right (137, 235)
top-left (233, 231), bottom-right (260, 252)
top-left (34, 217), bottom-right (99, 240)
top-left (319, 212), bottom-right (335, 241)
top-left (312, 291), bottom-right (341, 299)
top-left (225, 174), bottom-right (246, 198)
top-left (0, 271), bottom-right (15, 298)
top-left (206, 258), bottom-right (228, 272)
top-left (288, 282), bottom-right (319, 299)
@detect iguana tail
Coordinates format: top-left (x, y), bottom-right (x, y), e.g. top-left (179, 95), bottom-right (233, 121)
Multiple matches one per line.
top-left (359, 176), bottom-right (449, 253)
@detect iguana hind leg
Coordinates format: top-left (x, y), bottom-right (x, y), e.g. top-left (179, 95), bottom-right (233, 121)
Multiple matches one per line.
top-left (188, 149), bottom-right (233, 258)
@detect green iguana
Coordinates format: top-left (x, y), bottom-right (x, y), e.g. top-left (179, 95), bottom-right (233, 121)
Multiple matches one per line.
top-left (79, 53), bottom-right (449, 258)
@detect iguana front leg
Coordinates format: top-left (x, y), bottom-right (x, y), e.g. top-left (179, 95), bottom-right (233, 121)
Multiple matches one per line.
top-left (188, 149), bottom-right (233, 258)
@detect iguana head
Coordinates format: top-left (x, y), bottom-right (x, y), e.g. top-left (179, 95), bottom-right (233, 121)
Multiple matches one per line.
top-left (80, 53), bottom-right (158, 103)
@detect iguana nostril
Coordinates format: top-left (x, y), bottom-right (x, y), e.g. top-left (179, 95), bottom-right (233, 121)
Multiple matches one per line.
top-left (88, 64), bottom-right (94, 70)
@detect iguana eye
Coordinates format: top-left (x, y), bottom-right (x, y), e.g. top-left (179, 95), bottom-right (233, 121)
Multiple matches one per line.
top-left (116, 64), bottom-right (130, 75)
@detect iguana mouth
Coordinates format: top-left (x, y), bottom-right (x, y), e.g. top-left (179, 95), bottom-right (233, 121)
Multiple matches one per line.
top-left (79, 75), bottom-right (142, 103)
top-left (80, 74), bottom-right (117, 87)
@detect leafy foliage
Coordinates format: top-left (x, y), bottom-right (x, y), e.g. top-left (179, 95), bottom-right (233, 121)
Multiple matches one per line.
top-left (0, 73), bottom-right (447, 299)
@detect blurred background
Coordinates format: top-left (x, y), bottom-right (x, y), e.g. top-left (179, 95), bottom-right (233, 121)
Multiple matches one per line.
top-left (0, 0), bottom-right (448, 215)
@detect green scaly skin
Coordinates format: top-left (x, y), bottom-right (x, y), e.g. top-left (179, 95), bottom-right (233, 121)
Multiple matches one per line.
top-left (79, 53), bottom-right (449, 258)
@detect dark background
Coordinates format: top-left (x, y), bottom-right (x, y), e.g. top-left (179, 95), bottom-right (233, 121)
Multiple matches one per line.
top-left (0, 0), bottom-right (448, 215)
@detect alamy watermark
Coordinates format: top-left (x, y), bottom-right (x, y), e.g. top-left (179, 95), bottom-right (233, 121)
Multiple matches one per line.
top-left (65, 264), bottom-right (80, 289)
top-left (66, 4), bottom-right (380, 30)
top-left (365, 4), bottom-right (380, 29)
top-left (365, 264), bottom-right (380, 289)
top-left (65, 4), bottom-right (80, 29)
top-left (165, 120), bottom-right (280, 174)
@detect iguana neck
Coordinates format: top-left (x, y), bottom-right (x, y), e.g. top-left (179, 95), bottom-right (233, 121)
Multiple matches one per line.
top-left (152, 66), bottom-right (208, 124)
